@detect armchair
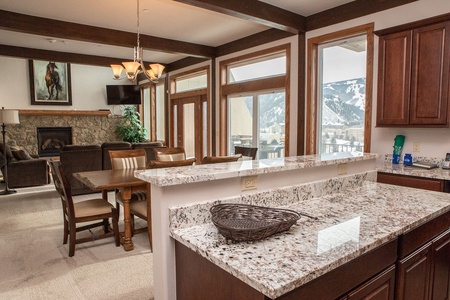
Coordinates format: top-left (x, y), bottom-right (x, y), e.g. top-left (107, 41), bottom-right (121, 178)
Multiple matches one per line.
top-left (0, 144), bottom-right (50, 188)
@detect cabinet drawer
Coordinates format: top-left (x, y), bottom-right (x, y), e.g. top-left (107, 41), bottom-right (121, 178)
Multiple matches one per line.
top-left (377, 172), bottom-right (444, 192)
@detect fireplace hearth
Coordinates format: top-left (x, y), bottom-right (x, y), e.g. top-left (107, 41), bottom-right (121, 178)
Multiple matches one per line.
top-left (37, 127), bottom-right (72, 157)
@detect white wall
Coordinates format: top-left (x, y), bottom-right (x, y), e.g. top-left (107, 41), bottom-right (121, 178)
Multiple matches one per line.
top-left (0, 56), bottom-right (128, 113)
top-left (306, 0), bottom-right (450, 159)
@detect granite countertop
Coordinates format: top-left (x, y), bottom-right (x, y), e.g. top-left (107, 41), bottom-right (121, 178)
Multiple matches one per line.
top-left (135, 152), bottom-right (379, 187)
top-left (377, 162), bottom-right (450, 180)
top-left (169, 181), bottom-right (450, 299)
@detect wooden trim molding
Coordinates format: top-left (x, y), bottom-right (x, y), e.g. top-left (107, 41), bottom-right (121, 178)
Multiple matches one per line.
top-left (18, 110), bottom-right (111, 117)
top-left (306, 23), bottom-right (374, 155)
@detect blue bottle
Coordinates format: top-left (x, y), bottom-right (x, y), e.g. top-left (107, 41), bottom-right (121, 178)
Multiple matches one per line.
top-left (403, 153), bottom-right (412, 166)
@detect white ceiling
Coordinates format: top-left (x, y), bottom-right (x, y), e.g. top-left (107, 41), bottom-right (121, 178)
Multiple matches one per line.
top-left (0, 0), bottom-right (355, 64)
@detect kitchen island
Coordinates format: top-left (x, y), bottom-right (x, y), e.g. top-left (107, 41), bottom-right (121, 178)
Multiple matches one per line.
top-left (169, 179), bottom-right (450, 299)
top-left (135, 152), bottom-right (447, 299)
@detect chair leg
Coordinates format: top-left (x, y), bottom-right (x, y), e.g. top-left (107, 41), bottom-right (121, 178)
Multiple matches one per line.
top-left (63, 217), bottom-right (69, 245)
top-left (111, 208), bottom-right (120, 247)
top-left (68, 222), bottom-right (76, 257)
top-left (130, 214), bottom-right (135, 236)
top-left (102, 218), bottom-right (110, 233)
top-left (147, 218), bottom-right (153, 251)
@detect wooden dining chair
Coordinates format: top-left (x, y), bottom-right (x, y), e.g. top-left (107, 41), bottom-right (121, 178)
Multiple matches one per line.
top-left (49, 160), bottom-right (120, 257)
top-left (201, 154), bottom-right (242, 164)
top-left (126, 157), bottom-right (197, 250)
top-left (152, 147), bottom-right (186, 162)
top-left (108, 149), bottom-right (150, 244)
top-left (234, 146), bottom-right (258, 160)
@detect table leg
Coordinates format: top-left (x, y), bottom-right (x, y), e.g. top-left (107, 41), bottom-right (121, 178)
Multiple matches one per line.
top-left (121, 186), bottom-right (134, 251)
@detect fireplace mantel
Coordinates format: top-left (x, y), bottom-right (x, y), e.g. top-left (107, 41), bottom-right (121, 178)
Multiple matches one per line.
top-left (18, 109), bottom-right (111, 117)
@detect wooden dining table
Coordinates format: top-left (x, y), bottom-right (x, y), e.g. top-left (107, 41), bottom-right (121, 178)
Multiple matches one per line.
top-left (73, 168), bottom-right (148, 251)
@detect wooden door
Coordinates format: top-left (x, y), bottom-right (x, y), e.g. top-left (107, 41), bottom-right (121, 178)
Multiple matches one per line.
top-left (376, 30), bottom-right (412, 125)
top-left (170, 95), bottom-right (206, 162)
top-left (396, 242), bottom-right (433, 300)
top-left (409, 21), bottom-right (450, 125)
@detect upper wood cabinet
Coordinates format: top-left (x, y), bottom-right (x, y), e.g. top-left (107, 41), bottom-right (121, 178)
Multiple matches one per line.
top-left (376, 20), bottom-right (450, 127)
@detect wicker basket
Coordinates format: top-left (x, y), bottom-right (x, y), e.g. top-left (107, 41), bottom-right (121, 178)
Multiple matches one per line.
top-left (210, 203), bottom-right (301, 242)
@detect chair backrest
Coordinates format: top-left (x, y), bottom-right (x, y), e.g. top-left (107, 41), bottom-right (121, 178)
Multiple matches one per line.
top-left (101, 141), bottom-right (132, 170)
top-left (234, 146), bottom-right (258, 160)
top-left (49, 160), bottom-right (75, 219)
top-left (201, 154), bottom-right (242, 164)
top-left (133, 142), bottom-right (166, 162)
top-left (108, 149), bottom-right (147, 170)
top-left (153, 147), bottom-right (186, 162)
top-left (148, 158), bottom-right (196, 169)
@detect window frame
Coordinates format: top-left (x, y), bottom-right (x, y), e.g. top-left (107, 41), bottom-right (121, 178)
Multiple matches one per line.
top-left (306, 23), bottom-right (374, 155)
top-left (219, 44), bottom-right (290, 156)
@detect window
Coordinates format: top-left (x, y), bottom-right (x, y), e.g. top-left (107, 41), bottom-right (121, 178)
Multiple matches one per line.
top-left (170, 68), bottom-right (209, 161)
top-left (220, 45), bottom-right (290, 159)
top-left (307, 24), bottom-right (374, 155)
top-left (228, 91), bottom-right (285, 159)
top-left (175, 71), bottom-right (207, 93)
top-left (141, 80), bottom-right (166, 143)
top-left (228, 55), bottom-right (286, 83)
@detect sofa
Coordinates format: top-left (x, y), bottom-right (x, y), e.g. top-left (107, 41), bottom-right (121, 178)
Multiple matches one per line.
top-left (0, 144), bottom-right (50, 188)
top-left (59, 141), bottom-right (166, 195)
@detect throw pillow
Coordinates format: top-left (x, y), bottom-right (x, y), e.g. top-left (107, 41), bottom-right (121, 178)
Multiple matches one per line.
top-left (12, 149), bottom-right (34, 161)
top-left (0, 144), bottom-right (16, 162)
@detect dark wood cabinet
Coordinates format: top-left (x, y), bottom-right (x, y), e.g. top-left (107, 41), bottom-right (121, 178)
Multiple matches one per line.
top-left (376, 20), bottom-right (450, 127)
top-left (346, 266), bottom-right (396, 300)
top-left (396, 224), bottom-right (450, 300)
top-left (377, 172), bottom-right (444, 192)
top-left (396, 242), bottom-right (433, 300)
top-left (430, 229), bottom-right (450, 300)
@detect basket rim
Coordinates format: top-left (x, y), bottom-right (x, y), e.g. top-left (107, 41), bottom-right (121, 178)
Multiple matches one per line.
top-left (210, 203), bottom-right (301, 232)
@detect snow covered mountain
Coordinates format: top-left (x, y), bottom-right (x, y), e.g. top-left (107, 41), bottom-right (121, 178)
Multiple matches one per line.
top-left (322, 78), bottom-right (365, 127)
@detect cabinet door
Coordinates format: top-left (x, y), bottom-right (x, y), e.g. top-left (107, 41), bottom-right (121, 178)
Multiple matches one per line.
top-left (431, 229), bottom-right (450, 300)
top-left (347, 266), bottom-right (396, 300)
top-left (396, 242), bottom-right (433, 300)
top-left (377, 30), bottom-right (412, 125)
top-left (409, 22), bottom-right (450, 125)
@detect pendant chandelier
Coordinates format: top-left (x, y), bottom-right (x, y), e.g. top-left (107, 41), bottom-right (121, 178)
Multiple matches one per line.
top-left (110, 0), bottom-right (165, 83)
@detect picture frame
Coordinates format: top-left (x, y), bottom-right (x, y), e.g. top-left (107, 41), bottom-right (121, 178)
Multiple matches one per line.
top-left (29, 60), bottom-right (72, 106)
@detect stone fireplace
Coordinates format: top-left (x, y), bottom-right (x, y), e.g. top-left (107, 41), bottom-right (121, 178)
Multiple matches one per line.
top-left (37, 127), bottom-right (72, 157)
top-left (5, 110), bottom-right (122, 156)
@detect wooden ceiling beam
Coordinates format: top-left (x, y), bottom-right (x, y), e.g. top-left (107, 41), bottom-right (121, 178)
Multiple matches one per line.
top-left (0, 9), bottom-right (215, 58)
top-left (306, 0), bottom-right (419, 31)
top-left (0, 44), bottom-right (151, 67)
top-left (173, 0), bottom-right (306, 34)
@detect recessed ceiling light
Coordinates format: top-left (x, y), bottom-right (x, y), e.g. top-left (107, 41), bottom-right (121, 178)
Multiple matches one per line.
top-left (47, 38), bottom-right (57, 43)
top-left (143, 8), bottom-right (150, 13)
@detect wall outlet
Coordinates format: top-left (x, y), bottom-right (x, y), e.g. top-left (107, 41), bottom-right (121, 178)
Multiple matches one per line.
top-left (241, 176), bottom-right (257, 190)
top-left (413, 142), bottom-right (420, 152)
top-left (337, 163), bottom-right (347, 175)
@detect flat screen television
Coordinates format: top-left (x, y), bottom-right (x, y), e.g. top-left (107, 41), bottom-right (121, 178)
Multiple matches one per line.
top-left (106, 85), bottom-right (141, 105)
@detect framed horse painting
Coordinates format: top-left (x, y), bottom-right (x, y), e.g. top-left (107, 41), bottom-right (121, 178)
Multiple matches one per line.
top-left (29, 60), bottom-right (72, 105)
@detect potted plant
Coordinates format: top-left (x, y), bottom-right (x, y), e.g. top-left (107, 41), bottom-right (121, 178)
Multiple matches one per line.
top-left (115, 106), bottom-right (147, 144)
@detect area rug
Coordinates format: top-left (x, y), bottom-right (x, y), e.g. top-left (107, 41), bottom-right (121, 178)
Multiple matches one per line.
top-left (0, 185), bottom-right (154, 300)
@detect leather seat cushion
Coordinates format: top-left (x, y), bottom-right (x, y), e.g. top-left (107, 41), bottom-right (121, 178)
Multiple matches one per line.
top-left (74, 198), bottom-right (114, 218)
